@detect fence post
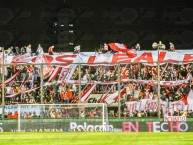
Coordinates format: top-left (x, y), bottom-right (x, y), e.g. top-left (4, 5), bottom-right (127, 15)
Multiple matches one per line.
top-left (40, 63), bottom-right (44, 104)
top-left (118, 63), bottom-right (121, 119)
top-left (1, 48), bottom-right (5, 120)
top-left (78, 63), bottom-right (81, 103)
top-left (157, 48), bottom-right (161, 118)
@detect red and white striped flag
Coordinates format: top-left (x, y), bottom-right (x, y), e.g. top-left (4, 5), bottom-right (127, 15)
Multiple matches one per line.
top-left (5, 70), bottom-right (21, 85)
top-left (108, 43), bottom-right (137, 58)
top-left (182, 90), bottom-right (193, 105)
top-left (6, 92), bottom-right (20, 98)
top-left (23, 87), bottom-right (40, 94)
top-left (0, 70), bottom-right (21, 88)
top-left (80, 84), bottom-right (97, 102)
top-left (187, 90), bottom-right (193, 105)
top-left (48, 66), bottom-right (61, 82)
top-left (103, 88), bottom-right (126, 105)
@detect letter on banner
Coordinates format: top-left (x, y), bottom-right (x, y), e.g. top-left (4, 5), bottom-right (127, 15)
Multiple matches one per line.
top-left (122, 122), bottom-right (139, 132)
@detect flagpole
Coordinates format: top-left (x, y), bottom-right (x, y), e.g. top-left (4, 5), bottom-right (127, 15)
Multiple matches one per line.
top-left (157, 46), bottom-right (161, 118)
top-left (40, 64), bottom-right (44, 104)
top-left (78, 63), bottom-right (81, 103)
top-left (78, 63), bottom-right (81, 118)
top-left (118, 63), bottom-right (121, 119)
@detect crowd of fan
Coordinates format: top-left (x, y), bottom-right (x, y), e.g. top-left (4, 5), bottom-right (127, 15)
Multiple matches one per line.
top-left (118, 105), bottom-right (193, 118)
top-left (0, 62), bottom-right (193, 118)
top-left (0, 44), bottom-right (49, 56)
top-left (1, 42), bottom-right (193, 119)
top-left (1, 63), bottom-right (192, 102)
top-left (5, 106), bottom-right (102, 119)
top-left (0, 40), bottom-right (175, 56)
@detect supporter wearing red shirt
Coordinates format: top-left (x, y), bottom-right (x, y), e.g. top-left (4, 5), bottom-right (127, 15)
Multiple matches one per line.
top-left (12, 111), bottom-right (18, 119)
top-left (66, 89), bottom-right (73, 103)
top-left (48, 45), bottom-right (54, 55)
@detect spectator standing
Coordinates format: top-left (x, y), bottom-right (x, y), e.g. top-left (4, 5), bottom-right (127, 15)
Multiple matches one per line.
top-left (20, 47), bottom-right (26, 55)
top-left (6, 46), bottom-right (14, 55)
top-left (36, 44), bottom-right (44, 55)
top-left (134, 43), bottom-right (141, 51)
top-left (102, 43), bottom-right (109, 53)
top-left (169, 42), bottom-right (175, 51)
top-left (48, 45), bottom-right (54, 55)
top-left (26, 44), bottom-right (32, 55)
top-left (20, 84), bottom-right (26, 103)
top-left (73, 45), bottom-right (81, 54)
top-left (30, 66), bottom-right (39, 88)
top-left (0, 47), bottom-right (3, 52)
top-left (158, 41), bottom-right (166, 50)
top-left (15, 46), bottom-right (20, 55)
top-left (60, 91), bottom-right (67, 103)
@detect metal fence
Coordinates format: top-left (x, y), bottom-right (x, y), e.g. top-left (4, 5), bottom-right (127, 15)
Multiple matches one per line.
top-left (1, 60), bottom-right (193, 119)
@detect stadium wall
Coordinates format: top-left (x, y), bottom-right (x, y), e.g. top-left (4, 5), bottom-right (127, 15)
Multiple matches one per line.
top-left (0, 120), bottom-right (193, 132)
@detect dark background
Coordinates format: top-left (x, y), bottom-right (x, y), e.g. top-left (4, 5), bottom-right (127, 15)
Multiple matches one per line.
top-left (0, 0), bottom-right (193, 52)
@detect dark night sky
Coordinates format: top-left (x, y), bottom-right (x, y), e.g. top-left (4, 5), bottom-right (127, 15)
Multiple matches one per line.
top-left (0, 0), bottom-right (193, 52)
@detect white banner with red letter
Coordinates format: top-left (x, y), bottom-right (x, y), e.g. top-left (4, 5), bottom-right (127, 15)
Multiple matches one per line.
top-left (0, 50), bottom-right (193, 65)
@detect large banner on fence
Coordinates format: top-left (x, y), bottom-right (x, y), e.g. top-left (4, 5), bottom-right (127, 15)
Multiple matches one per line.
top-left (1, 50), bottom-right (193, 100)
top-left (1, 50), bottom-right (193, 65)
top-left (1, 97), bottom-right (193, 117)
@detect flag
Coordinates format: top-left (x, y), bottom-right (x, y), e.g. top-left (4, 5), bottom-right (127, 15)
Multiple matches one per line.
top-left (11, 53), bottom-right (31, 63)
top-left (5, 70), bottom-right (21, 85)
top-left (0, 70), bottom-right (21, 88)
top-left (182, 90), bottom-right (193, 105)
top-left (108, 43), bottom-right (137, 58)
top-left (103, 88), bottom-right (126, 105)
top-left (6, 93), bottom-right (20, 98)
top-left (72, 84), bottom-right (97, 103)
top-left (48, 66), bottom-right (61, 82)
top-left (187, 90), bottom-right (193, 105)
top-left (80, 84), bottom-right (97, 102)
top-left (58, 67), bottom-right (70, 81)
top-left (23, 87), bottom-right (40, 94)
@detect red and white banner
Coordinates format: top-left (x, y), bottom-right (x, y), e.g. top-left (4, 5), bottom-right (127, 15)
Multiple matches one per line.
top-left (125, 98), bottom-right (193, 114)
top-left (0, 50), bottom-right (193, 65)
top-left (130, 78), bottom-right (190, 87)
top-left (35, 54), bottom-right (53, 77)
top-left (1, 49), bottom-right (193, 99)
top-left (56, 78), bottom-right (190, 87)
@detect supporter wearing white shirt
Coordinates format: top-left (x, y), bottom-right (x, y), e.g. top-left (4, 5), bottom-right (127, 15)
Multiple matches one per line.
top-left (36, 44), bottom-right (44, 55)
top-left (26, 44), bottom-right (32, 55)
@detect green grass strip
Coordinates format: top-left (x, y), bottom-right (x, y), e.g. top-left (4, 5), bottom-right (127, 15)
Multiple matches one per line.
top-left (0, 132), bottom-right (192, 145)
